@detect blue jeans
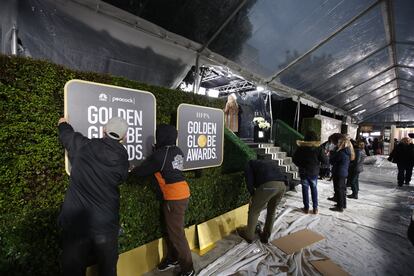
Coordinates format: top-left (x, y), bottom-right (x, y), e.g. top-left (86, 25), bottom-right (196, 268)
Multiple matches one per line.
top-left (301, 176), bottom-right (318, 210)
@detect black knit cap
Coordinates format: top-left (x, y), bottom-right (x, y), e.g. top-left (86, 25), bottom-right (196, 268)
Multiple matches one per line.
top-left (155, 124), bottom-right (177, 148)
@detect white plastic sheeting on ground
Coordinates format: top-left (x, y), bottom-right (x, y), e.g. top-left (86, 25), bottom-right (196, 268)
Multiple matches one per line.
top-left (146, 160), bottom-right (414, 276)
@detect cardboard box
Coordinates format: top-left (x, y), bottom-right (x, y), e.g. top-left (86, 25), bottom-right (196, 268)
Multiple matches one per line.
top-left (310, 259), bottom-right (349, 276)
top-left (271, 229), bottom-right (325, 254)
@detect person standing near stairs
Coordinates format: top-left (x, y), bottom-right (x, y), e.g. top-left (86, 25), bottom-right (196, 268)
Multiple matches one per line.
top-left (293, 131), bottom-right (327, 215)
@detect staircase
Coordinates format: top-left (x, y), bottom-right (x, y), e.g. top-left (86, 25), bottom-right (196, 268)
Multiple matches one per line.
top-left (241, 138), bottom-right (301, 188)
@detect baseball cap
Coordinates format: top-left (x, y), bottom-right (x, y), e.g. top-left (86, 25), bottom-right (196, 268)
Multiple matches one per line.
top-left (105, 117), bottom-right (128, 140)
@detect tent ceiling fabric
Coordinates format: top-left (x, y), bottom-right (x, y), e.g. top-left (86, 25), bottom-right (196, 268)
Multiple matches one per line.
top-left (4, 0), bottom-right (414, 122)
top-left (104, 0), bottom-right (414, 124)
top-left (362, 103), bottom-right (414, 123)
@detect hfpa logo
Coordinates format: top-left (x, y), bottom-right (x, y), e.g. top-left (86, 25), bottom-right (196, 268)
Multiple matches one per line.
top-left (99, 93), bottom-right (108, 102)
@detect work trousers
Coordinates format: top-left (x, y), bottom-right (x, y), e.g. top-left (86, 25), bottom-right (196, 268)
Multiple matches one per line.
top-left (246, 181), bottom-right (286, 240)
top-left (61, 231), bottom-right (118, 276)
top-left (333, 176), bottom-right (347, 209)
top-left (162, 199), bottom-right (193, 273)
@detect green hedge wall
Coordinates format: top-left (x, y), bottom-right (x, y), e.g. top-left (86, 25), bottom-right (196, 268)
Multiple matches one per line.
top-left (0, 55), bottom-right (253, 275)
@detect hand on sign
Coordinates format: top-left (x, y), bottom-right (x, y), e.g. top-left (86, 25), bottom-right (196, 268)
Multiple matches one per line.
top-left (58, 117), bottom-right (67, 125)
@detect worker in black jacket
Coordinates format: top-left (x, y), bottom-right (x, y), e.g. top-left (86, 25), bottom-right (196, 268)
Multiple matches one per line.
top-left (388, 137), bottom-right (414, 186)
top-left (238, 159), bottom-right (287, 244)
top-left (293, 131), bottom-right (327, 214)
top-left (58, 116), bottom-right (129, 276)
top-left (131, 124), bottom-right (194, 276)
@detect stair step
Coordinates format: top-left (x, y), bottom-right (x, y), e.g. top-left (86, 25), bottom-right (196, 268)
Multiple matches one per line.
top-left (245, 142), bottom-right (260, 148)
top-left (283, 157), bottom-right (292, 165)
top-left (258, 143), bottom-right (274, 148)
top-left (268, 157), bottom-right (283, 166)
top-left (290, 164), bottom-right (298, 172)
top-left (265, 147), bottom-right (281, 153)
top-left (253, 148), bottom-right (266, 155)
top-left (241, 138), bottom-right (300, 186)
top-left (279, 164), bottom-right (290, 172)
top-left (285, 171), bottom-right (296, 178)
top-left (275, 152), bottom-right (286, 159)
top-left (257, 153), bottom-right (272, 160)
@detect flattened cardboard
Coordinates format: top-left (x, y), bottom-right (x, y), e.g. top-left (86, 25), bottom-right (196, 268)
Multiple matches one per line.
top-left (310, 259), bottom-right (349, 276)
top-left (271, 229), bottom-right (325, 254)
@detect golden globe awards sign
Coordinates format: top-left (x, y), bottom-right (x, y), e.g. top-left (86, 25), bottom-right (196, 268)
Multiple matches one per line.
top-left (64, 80), bottom-right (156, 172)
top-left (177, 104), bottom-right (224, 170)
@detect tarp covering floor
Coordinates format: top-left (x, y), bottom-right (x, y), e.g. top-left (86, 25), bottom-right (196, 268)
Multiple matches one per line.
top-left (145, 156), bottom-right (414, 276)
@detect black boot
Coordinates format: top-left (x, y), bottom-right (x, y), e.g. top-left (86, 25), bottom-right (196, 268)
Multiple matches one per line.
top-left (327, 196), bottom-right (337, 202)
top-left (329, 206), bottom-right (344, 212)
top-left (259, 231), bottom-right (269, 244)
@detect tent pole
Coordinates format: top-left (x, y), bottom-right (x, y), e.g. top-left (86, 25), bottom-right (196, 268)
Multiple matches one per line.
top-left (11, 25), bottom-right (17, 55)
top-left (193, 54), bottom-right (200, 94)
top-left (268, 90), bottom-right (273, 142)
top-left (297, 98), bottom-right (301, 131)
top-left (295, 97), bottom-right (301, 131)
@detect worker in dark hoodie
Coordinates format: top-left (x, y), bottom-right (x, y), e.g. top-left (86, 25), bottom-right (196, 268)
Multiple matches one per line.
top-left (58, 116), bottom-right (129, 276)
top-left (329, 134), bottom-right (354, 212)
top-left (131, 124), bottom-right (194, 276)
top-left (293, 131), bottom-right (327, 215)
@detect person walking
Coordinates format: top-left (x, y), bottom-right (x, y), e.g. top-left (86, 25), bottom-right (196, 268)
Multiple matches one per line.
top-left (388, 137), bottom-right (414, 186)
top-left (58, 117), bottom-right (129, 276)
top-left (293, 131), bottom-right (327, 215)
top-left (131, 124), bottom-right (194, 276)
top-left (372, 138), bottom-right (380, 155)
top-left (347, 140), bottom-right (366, 199)
top-left (238, 159), bottom-right (287, 243)
top-left (329, 134), bottom-right (354, 212)
top-left (365, 138), bottom-right (372, 156)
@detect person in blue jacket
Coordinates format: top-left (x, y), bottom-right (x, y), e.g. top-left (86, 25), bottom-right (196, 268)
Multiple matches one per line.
top-left (329, 134), bottom-right (354, 212)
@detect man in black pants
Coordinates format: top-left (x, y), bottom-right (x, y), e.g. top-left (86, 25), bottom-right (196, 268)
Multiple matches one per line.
top-left (58, 117), bottom-right (129, 276)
